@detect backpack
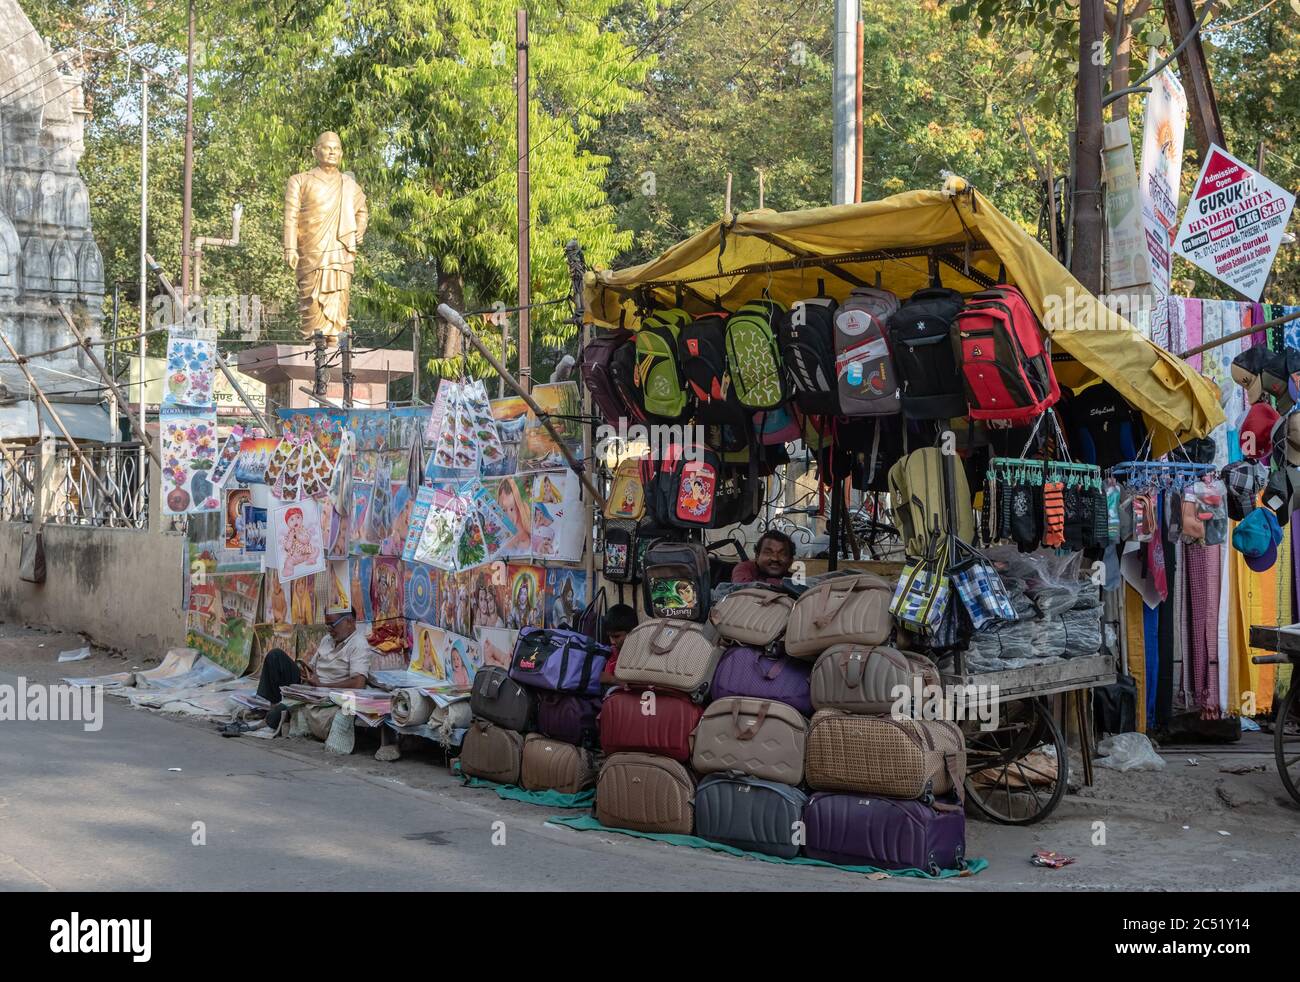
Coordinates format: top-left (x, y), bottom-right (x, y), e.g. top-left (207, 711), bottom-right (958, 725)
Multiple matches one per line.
top-left (679, 312), bottom-right (735, 424)
top-left (834, 286), bottom-right (901, 416)
top-left (887, 447), bottom-right (975, 558)
top-left (778, 293), bottom-right (841, 416)
top-left (642, 539), bottom-right (711, 622)
top-left (888, 287), bottom-right (968, 420)
top-left (605, 456), bottom-right (647, 521)
top-left (581, 327), bottom-right (635, 425)
top-left (755, 406), bottom-right (800, 446)
top-left (635, 308), bottom-right (692, 422)
top-left (725, 299), bottom-right (787, 410)
top-left (952, 285), bottom-right (1060, 424)
top-left (609, 340), bottom-right (649, 425)
top-left (603, 518), bottom-right (640, 583)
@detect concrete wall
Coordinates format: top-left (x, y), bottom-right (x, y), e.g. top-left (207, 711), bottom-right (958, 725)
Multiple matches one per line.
top-left (0, 448), bottom-right (186, 657)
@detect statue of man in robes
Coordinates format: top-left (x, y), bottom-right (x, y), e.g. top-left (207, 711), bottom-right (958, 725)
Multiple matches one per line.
top-left (283, 131), bottom-right (368, 343)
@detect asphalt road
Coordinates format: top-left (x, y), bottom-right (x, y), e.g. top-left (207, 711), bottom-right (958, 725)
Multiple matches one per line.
top-left (3, 662), bottom-right (1299, 892)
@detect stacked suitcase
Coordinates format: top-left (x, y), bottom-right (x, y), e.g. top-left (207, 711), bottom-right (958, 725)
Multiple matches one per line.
top-left (462, 627), bottom-right (609, 794)
top-left (593, 576), bottom-right (970, 874)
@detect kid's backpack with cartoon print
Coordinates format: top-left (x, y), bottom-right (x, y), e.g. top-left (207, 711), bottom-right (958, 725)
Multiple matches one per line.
top-left (726, 298), bottom-right (788, 410)
top-left (603, 519), bottom-right (640, 583)
top-left (642, 538), bottom-right (712, 622)
top-left (635, 308), bottom-right (693, 422)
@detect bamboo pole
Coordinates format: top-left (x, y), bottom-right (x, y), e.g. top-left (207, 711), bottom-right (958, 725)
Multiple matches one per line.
top-left (0, 326), bottom-right (123, 515)
top-left (58, 306), bottom-right (160, 465)
top-left (437, 302), bottom-right (605, 510)
top-left (1177, 308), bottom-right (1300, 359)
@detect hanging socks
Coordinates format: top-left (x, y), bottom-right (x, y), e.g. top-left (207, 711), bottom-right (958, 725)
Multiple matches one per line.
top-left (1042, 481), bottom-right (1066, 548)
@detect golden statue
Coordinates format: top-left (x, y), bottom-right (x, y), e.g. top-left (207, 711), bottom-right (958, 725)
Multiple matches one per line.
top-left (283, 131), bottom-right (368, 343)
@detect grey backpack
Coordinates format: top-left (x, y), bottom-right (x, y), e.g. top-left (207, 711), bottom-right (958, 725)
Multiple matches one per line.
top-left (834, 286), bottom-right (901, 416)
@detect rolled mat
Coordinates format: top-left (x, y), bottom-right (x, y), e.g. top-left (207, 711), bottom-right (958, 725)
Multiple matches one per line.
top-left (545, 814), bottom-right (987, 879)
top-left (391, 688), bottom-right (434, 727)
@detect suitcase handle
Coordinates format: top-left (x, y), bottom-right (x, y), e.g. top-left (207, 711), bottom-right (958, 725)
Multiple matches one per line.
top-left (812, 577), bottom-right (875, 628)
top-left (759, 654), bottom-right (785, 681)
top-left (731, 701), bottom-right (770, 741)
top-left (842, 649), bottom-right (865, 689)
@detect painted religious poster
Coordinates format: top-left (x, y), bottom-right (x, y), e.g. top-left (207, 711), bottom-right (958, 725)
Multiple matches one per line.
top-left (389, 407), bottom-right (432, 453)
top-left (517, 382), bottom-right (582, 472)
top-left (163, 332), bottom-right (216, 408)
top-left (529, 469), bottom-right (586, 562)
top-left (264, 566), bottom-right (290, 623)
top-left (505, 563), bottom-right (546, 630)
top-left (370, 556), bottom-right (405, 625)
top-left (470, 562), bottom-right (510, 630)
top-left (545, 567), bottom-right (588, 630)
top-left (269, 498), bottom-right (327, 583)
top-left (160, 407), bottom-right (220, 514)
top-left (349, 556), bottom-right (375, 622)
top-left (379, 482), bottom-right (413, 557)
top-left (348, 409), bottom-right (389, 453)
top-left (186, 572), bottom-right (261, 675)
top-left (289, 573), bottom-right (326, 625)
top-left (475, 626), bottom-right (519, 671)
top-left (224, 488), bottom-right (252, 550)
top-left (325, 559), bottom-right (351, 614)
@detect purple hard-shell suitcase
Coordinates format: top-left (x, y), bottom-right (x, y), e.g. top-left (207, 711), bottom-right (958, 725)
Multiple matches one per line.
top-left (803, 792), bottom-right (966, 874)
top-left (536, 691), bottom-right (603, 749)
top-left (509, 628), bottom-right (610, 696)
top-left (710, 646), bottom-right (813, 717)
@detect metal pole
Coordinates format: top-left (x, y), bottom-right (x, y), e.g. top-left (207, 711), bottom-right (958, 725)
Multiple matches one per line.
top-left (516, 8), bottom-right (532, 394)
top-left (312, 330), bottom-right (328, 397)
top-left (138, 68), bottom-right (149, 486)
top-left (410, 313), bottom-right (420, 404)
top-left (181, 0), bottom-right (195, 302)
top-left (341, 331), bottom-right (354, 408)
top-left (109, 282), bottom-right (120, 442)
top-left (854, 17), bottom-right (864, 203)
top-left (831, 0), bottom-right (859, 205)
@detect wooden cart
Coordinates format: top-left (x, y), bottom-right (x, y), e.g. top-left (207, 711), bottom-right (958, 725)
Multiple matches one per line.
top-left (1246, 626), bottom-right (1300, 807)
top-left (942, 652), bottom-right (1118, 825)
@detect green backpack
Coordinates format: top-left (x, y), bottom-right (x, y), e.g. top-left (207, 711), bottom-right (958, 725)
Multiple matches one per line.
top-left (887, 447), bottom-right (974, 559)
top-left (635, 308), bottom-right (692, 421)
top-left (725, 298), bottom-right (787, 410)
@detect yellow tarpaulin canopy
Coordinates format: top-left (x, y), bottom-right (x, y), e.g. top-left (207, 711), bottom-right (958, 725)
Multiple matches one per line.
top-left (585, 186), bottom-right (1224, 454)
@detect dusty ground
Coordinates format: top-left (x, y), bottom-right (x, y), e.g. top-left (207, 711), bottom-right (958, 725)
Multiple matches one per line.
top-left (2, 621), bottom-right (1298, 891)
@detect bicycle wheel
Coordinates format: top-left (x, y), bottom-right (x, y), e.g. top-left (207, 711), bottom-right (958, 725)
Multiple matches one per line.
top-left (1275, 679), bottom-right (1300, 807)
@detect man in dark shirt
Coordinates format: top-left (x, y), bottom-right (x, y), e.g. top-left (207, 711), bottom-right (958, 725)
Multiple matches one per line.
top-left (732, 530), bottom-right (797, 585)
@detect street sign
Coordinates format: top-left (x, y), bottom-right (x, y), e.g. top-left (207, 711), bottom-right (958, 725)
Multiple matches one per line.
top-left (1172, 144), bottom-right (1296, 301)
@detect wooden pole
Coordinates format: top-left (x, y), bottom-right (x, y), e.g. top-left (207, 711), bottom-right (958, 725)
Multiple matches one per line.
top-left (516, 7), bottom-right (532, 394)
top-left (58, 306), bottom-right (160, 465)
top-left (438, 302), bottom-right (605, 509)
top-left (1178, 308), bottom-right (1300, 359)
top-left (0, 327), bottom-right (123, 512)
top-left (854, 17), bottom-right (864, 203)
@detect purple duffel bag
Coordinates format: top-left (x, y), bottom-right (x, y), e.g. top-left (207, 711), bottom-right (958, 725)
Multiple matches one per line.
top-left (803, 792), bottom-right (966, 875)
top-left (536, 691), bottom-right (603, 749)
top-left (710, 645), bottom-right (813, 717)
top-left (509, 628), bottom-right (610, 696)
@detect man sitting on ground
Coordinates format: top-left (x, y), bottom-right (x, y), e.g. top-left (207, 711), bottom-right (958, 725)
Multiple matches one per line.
top-left (257, 609), bottom-right (373, 735)
top-left (731, 530), bottom-right (797, 586)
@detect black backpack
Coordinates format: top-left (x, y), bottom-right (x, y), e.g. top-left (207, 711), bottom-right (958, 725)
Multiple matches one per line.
top-left (609, 340), bottom-right (650, 425)
top-left (888, 286), bottom-right (968, 420)
top-left (778, 293), bottom-right (840, 416)
top-left (642, 538), bottom-right (711, 622)
top-left (603, 518), bottom-right (640, 583)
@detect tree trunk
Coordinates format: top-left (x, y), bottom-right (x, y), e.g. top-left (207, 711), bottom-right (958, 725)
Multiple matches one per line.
top-left (1110, 0), bottom-right (1152, 122)
top-left (1071, 0), bottom-right (1106, 295)
top-left (438, 269), bottom-right (465, 361)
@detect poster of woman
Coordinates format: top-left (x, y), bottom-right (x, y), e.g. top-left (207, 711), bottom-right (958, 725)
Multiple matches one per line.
top-left (490, 476), bottom-right (533, 557)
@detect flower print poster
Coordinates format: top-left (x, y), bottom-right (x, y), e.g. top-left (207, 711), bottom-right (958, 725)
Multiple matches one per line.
top-left (160, 407), bottom-right (220, 514)
top-left (163, 333), bottom-right (216, 408)
top-left (269, 498), bottom-right (326, 583)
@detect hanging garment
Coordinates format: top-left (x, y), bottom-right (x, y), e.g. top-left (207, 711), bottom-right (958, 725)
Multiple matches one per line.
top-left (1042, 481), bottom-right (1065, 548)
top-left (1172, 539), bottom-right (1187, 710)
top-left (1125, 583), bottom-right (1148, 734)
top-left (1156, 516), bottom-right (1177, 727)
top-left (1144, 596), bottom-right (1161, 726)
top-left (1218, 533), bottom-right (1231, 717)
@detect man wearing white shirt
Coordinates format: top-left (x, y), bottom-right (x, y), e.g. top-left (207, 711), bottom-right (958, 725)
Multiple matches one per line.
top-left (255, 610), bottom-right (374, 736)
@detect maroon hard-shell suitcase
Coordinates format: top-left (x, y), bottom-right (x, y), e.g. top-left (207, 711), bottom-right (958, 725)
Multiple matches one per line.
top-left (597, 686), bottom-right (703, 763)
top-left (803, 792), bottom-right (966, 875)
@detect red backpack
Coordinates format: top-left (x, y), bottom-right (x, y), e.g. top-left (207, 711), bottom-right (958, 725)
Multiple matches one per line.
top-left (951, 285), bottom-right (1060, 424)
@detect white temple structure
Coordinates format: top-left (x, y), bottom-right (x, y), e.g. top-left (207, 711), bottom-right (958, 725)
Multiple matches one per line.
top-left (0, 0), bottom-right (109, 440)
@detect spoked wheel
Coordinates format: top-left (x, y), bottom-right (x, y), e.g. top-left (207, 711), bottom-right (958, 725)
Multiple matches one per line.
top-left (1274, 680), bottom-right (1300, 807)
top-left (963, 698), bottom-right (1069, 826)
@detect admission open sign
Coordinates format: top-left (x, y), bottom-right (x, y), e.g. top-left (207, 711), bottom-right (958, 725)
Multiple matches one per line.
top-left (1173, 145), bottom-right (1296, 301)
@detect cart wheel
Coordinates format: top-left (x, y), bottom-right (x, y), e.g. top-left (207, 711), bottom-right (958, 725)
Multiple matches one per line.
top-left (1275, 681), bottom-right (1300, 807)
top-left (963, 698), bottom-right (1069, 826)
